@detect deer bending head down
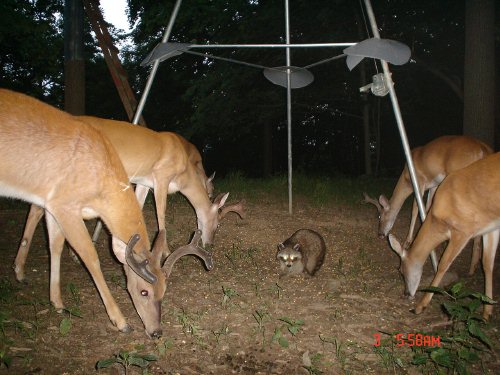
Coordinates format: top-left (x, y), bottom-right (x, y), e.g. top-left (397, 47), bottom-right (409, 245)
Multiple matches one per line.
top-left (387, 152), bottom-right (500, 320)
top-left (13, 116), bottom-right (244, 286)
top-left (75, 116), bottom-right (243, 253)
top-left (363, 136), bottom-right (492, 248)
top-left (0, 89), bottom-right (212, 338)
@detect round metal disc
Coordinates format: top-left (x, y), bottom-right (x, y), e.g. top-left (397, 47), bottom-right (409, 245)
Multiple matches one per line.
top-left (263, 66), bottom-right (314, 89)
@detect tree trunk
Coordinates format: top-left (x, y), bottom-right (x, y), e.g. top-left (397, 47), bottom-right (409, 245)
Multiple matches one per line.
top-left (64, 0), bottom-right (85, 115)
top-left (463, 0), bottom-right (495, 146)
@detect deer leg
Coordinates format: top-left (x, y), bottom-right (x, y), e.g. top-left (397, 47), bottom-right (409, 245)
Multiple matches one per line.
top-left (134, 184), bottom-right (150, 210)
top-left (468, 237), bottom-right (482, 276)
top-left (415, 234), bottom-right (469, 314)
top-left (404, 198), bottom-right (420, 249)
top-left (14, 204), bottom-right (44, 281)
top-left (45, 211), bottom-right (67, 310)
top-left (481, 230), bottom-right (499, 320)
top-left (49, 208), bottom-right (130, 332)
top-left (153, 177), bottom-right (170, 258)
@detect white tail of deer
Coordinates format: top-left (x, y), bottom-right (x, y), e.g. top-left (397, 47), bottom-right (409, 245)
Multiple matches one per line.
top-left (363, 135), bottom-right (493, 273)
top-left (14, 116), bottom-right (244, 279)
top-left (388, 152), bottom-right (500, 320)
top-left (0, 89), bottom-right (212, 338)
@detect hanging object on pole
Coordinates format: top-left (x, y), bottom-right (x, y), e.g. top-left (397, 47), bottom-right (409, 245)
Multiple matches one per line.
top-left (263, 66), bottom-right (314, 89)
top-left (141, 42), bottom-right (192, 66)
top-left (359, 72), bottom-right (392, 97)
top-left (343, 38), bottom-right (411, 71)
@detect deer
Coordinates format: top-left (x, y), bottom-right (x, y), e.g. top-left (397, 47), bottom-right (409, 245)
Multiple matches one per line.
top-left (388, 152), bottom-right (500, 320)
top-left (363, 135), bottom-right (493, 274)
top-left (13, 116), bottom-right (244, 282)
top-left (0, 89), bottom-right (213, 338)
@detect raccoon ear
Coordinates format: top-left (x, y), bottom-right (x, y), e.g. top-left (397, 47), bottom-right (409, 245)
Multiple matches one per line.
top-left (277, 243), bottom-right (285, 251)
top-left (293, 244), bottom-right (301, 251)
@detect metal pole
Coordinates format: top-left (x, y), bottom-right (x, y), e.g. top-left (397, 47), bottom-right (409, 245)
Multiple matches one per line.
top-left (132, 0), bottom-right (183, 125)
top-left (187, 42), bottom-right (356, 49)
top-left (93, 0), bottom-right (183, 244)
top-left (285, 0), bottom-right (292, 214)
top-left (363, 0), bottom-right (438, 272)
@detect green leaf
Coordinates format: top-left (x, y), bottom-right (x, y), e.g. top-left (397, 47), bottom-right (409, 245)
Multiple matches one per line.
top-left (411, 353), bottom-right (429, 365)
top-left (59, 317), bottom-right (71, 336)
top-left (278, 336), bottom-right (289, 348)
top-left (458, 347), bottom-right (479, 363)
top-left (140, 354), bottom-right (158, 362)
top-left (467, 320), bottom-right (492, 349)
top-left (465, 298), bottom-right (482, 313)
top-left (450, 282), bottom-right (464, 296)
top-left (430, 348), bottom-right (454, 368)
top-left (419, 286), bottom-right (447, 295)
top-left (471, 292), bottom-right (497, 304)
top-left (96, 358), bottom-right (118, 369)
top-left (127, 356), bottom-right (149, 368)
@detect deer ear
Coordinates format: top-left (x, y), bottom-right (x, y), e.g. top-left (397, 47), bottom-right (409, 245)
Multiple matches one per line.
top-left (111, 237), bottom-right (127, 264)
top-left (388, 234), bottom-right (405, 258)
top-left (379, 195), bottom-right (390, 211)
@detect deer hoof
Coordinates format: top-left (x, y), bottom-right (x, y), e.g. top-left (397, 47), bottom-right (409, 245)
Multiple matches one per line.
top-left (119, 324), bottom-right (133, 334)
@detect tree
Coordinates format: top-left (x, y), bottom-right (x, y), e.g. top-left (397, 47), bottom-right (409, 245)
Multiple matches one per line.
top-left (463, 0), bottom-right (495, 147)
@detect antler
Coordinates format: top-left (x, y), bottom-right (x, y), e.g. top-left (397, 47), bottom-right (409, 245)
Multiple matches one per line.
top-left (219, 198), bottom-right (246, 220)
top-left (362, 192), bottom-right (382, 213)
top-left (125, 234), bottom-right (158, 284)
top-left (162, 230), bottom-right (214, 278)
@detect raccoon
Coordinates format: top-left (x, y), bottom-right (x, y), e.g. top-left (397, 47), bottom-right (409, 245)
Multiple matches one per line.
top-left (276, 229), bottom-right (326, 278)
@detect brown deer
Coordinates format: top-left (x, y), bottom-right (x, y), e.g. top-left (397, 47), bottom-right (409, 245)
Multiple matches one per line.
top-left (388, 152), bottom-right (500, 320)
top-left (364, 135), bottom-right (492, 274)
top-left (0, 89), bottom-right (211, 338)
top-left (14, 116), bottom-right (244, 282)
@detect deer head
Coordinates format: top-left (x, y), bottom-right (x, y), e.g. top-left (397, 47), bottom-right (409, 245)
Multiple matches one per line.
top-left (198, 193), bottom-right (246, 245)
top-left (363, 192), bottom-right (393, 238)
top-left (388, 234), bottom-right (423, 298)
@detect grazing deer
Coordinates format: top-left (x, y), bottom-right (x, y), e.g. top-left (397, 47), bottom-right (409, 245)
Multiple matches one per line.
top-left (388, 152), bottom-right (500, 320)
top-left (0, 89), bottom-right (212, 338)
top-left (14, 116), bottom-right (244, 280)
top-left (363, 135), bottom-right (493, 274)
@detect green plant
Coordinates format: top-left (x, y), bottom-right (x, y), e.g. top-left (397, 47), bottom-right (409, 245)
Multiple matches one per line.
top-left (409, 282), bottom-right (495, 374)
top-left (372, 332), bottom-right (406, 372)
top-left (221, 286), bottom-right (239, 307)
top-left (272, 317), bottom-right (304, 348)
top-left (303, 351), bottom-right (324, 375)
top-left (0, 346), bottom-right (12, 369)
top-left (268, 283), bottom-right (283, 299)
top-left (155, 337), bottom-right (174, 357)
top-left (176, 308), bottom-right (201, 336)
top-left (65, 282), bottom-right (81, 305)
top-left (96, 350), bottom-right (157, 374)
top-left (212, 324), bottom-right (230, 345)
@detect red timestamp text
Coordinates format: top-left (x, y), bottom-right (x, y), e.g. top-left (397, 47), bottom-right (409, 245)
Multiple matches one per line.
top-left (373, 333), bottom-right (441, 347)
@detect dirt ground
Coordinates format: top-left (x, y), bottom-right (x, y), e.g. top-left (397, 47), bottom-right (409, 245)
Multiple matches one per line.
top-left (0, 191), bottom-right (499, 374)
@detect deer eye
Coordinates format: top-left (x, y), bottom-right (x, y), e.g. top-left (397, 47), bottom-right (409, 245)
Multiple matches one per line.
top-left (141, 290), bottom-right (148, 297)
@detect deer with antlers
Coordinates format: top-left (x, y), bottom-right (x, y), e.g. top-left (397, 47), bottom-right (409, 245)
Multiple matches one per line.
top-left (13, 116), bottom-right (244, 282)
top-left (363, 135), bottom-right (492, 274)
top-left (0, 89), bottom-right (213, 338)
top-left (388, 152), bottom-right (500, 320)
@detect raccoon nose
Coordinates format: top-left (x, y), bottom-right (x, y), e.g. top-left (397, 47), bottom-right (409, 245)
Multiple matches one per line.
top-left (286, 264), bottom-right (292, 267)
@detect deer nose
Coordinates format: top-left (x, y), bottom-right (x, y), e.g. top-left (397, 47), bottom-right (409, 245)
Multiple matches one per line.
top-left (150, 329), bottom-right (162, 339)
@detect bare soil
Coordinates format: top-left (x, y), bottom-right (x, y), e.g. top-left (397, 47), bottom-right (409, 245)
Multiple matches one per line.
top-left (0, 192), bottom-right (499, 374)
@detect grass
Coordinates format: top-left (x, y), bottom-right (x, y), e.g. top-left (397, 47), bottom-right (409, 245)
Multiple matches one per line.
top-left (214, 172), bottom-right (397, 207)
